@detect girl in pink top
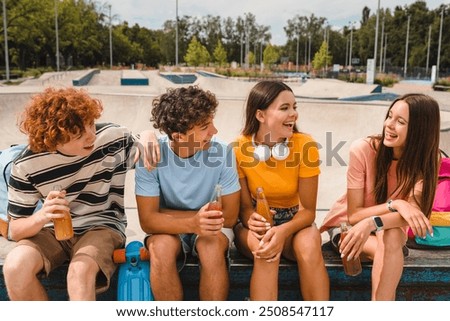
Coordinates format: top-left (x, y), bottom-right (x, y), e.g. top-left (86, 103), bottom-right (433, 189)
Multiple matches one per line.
top-left (321, 93), bottom-right (441, 300)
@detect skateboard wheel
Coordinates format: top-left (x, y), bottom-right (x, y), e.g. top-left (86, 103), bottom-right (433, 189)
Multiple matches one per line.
top-left (140, 247), bottom-right (150, 261)
top-left (113, 248), bottom-right (126, 263)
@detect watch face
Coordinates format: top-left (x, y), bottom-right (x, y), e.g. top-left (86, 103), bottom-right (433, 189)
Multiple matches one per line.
top-left (374, 216), bottom-right (383, 228)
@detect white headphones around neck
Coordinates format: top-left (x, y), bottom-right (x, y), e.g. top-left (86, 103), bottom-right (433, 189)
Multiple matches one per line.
top-left (252, 135), bottom-right (290, 162)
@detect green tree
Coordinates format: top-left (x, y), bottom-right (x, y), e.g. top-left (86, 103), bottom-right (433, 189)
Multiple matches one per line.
top-left (59, 0), bottom-right (105, 67)
top-left (312, 41), bottom-right (332, 73)
top-left (283, 14), bottom-right (326, 65)
top-left (1, 0), bottom-right (448, 73)
top-left (1, 0), bottom-right (48, 69)
top-left (248, 51), bottom-right (255, 66)
top-left (184, 36), bottom-right (210, 66)
top-left (213, 40), bottom-right (227, 67)
top-left (263, 44), bottom-right (279, 68)
top-left (111, 23), bottom-right (143, 66)
top-left (200, 15), bottom-right (223, 55)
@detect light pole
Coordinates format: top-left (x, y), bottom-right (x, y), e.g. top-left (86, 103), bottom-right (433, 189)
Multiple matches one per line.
top-left (404, 15), bottom-right (410, 78)
top-left (54, 0), bottom-right (60, 72)
top-left (436, 8), bottom-right (444, 80)
top-left (2, 0), bottom-right (9, 81)
top-left (426, 25), bottom-right (431, 77)
top-left (307, 34), bottom-right (311, 71)
top-left (373, 0), bottom-right (380, 80)
top-left (304, 35), bottom-right (307, 70)
top-left (260, 38), bottom-right (263, 72)
top-left (383, 33), bottom-right (387, 73)
top-left (345, 35), bottom-right (348, 69)
top-left (325, 25), bottom-right (329, 73)
top-left (245, 24), bottom-right (249, 69)
top-left (379, 16), bottom-right (384, 73)
top-left (325, 26), bottom-right (330, 71)
top-left (175, 0), bottom-right (178, 66)
top-left (240, 33), bottom-right (243, 67)
top-left (109, 4), bottom-right (112, 69)
top-left (295, 27), bottom-right (299, 73)
top-left (348, 22), bottom-right (354, 70)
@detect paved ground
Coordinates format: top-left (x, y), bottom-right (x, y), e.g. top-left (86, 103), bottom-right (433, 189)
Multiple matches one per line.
top-left (1, 71), bottom-right (449, 257)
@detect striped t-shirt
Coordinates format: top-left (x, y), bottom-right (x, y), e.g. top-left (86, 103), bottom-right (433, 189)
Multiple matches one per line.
top-left (8, 123), bottom-right (136, 238)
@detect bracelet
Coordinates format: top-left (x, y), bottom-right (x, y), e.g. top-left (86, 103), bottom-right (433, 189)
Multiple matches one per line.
top-left (387, 199), bottom-right (397, 212)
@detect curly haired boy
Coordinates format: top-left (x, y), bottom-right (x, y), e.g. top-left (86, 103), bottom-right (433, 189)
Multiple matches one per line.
top-left (3, 87), bottom-right (143, 300)
top-left (135, 86), bottom-right (240, 300)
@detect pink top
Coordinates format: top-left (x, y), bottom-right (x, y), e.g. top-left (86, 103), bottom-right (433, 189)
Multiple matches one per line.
top-left (320, 137), bottom-right (405, 233)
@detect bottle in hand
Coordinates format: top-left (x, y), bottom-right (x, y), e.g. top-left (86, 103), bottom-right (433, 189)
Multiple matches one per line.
top-left (256, 187), bottom-right (273, 226)
top-left (52, 185), bottom-right (74, 241)
top-left (207, 184), bottom-right (223, 215)
top-left (340, 222), bottom-right (362, 276)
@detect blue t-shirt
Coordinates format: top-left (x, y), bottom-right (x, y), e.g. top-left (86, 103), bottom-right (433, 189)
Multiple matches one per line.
top-left (135, 136), bottom-right (240, 210)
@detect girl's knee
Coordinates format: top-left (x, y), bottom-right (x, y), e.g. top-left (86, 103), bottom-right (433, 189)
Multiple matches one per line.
top-left (383, 228), bottom-right (406, 252)
top-left (293, 227), bottom-right (322, 252)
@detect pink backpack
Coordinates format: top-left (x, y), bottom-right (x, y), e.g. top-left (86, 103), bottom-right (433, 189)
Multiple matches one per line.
top-left (429, 157), bottom-right (450, 224)
top-left (408, 155), bottom-right (450, 248)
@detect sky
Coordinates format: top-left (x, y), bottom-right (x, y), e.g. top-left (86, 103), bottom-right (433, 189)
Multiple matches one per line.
top-left (105, 0), bottom-right (445, 45)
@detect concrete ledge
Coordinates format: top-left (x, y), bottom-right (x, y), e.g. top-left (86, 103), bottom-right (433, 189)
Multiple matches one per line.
top-left (441, 121), bottom-right (450, 132)
top-left (2, 240), bottom-right (450, 301)
top-left (181, 242), bottom-right (450, 301)
top-left (433, 85), bottom-right (450, 92)
top-left (72, 69), bottom-right (100, 86)
top-left (121, 70), bottom-right (149, 86)
top-left (159, 73), bottom-right (197, 84)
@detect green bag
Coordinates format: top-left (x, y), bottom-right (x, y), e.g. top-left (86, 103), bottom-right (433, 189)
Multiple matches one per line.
top-left (415, 226), bottom-right (450, 247)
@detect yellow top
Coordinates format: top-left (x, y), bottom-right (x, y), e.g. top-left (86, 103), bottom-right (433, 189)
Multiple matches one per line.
top-left (234, 133), bottom-right (320, 208)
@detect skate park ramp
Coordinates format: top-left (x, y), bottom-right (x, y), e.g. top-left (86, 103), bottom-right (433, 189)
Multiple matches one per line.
top-left (1, 70), bottom-right (449, 236)
top-left (293, 78), bottom-right (382, 100)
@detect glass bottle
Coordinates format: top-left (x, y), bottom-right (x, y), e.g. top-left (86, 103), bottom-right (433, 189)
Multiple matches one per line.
top-left (52, 185), bottom-right (74, 241)
top-left (340, 222), bottom-right (362, 276)
top-left (0, 219), bottom-right (7, 238)
top-left (255, 187), bottom-right (273, 226)
top-left (207, 184), bottom-right (223, 215)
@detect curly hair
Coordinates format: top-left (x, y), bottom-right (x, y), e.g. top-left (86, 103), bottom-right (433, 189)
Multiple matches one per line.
top-left (19, 87), bottom-right (103, 153)
top-left (151, 86), bottom-right (218, 139)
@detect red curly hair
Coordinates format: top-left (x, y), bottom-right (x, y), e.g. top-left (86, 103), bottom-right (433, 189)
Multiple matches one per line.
top-left (19, 87), bottom-right (103, 152)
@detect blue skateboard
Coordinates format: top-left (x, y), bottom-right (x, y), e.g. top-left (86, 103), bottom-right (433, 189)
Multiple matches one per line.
top-left (113, 240), bottom-right (154, 301)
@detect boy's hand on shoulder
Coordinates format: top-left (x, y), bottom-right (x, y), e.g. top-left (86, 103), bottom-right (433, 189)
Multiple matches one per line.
top-left (135, 130), bottom-right (160, 170)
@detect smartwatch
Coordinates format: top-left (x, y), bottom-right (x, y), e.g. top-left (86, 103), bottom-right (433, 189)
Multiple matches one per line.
top-left (372, 216), bottom-right (384, 232)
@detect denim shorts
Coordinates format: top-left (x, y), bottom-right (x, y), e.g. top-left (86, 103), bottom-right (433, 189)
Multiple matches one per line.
top-left (328, 227), bottom-right (342, 254)
top-left (251, 199), bottom-right (299, 226)
top-left (271, 205), bottom-right (299, 226)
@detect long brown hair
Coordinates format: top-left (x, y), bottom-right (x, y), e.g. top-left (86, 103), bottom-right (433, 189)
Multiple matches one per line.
top-left (372, 93), bottom-right (440, 217)
top-left (242, 80), bottom-right (299, 135)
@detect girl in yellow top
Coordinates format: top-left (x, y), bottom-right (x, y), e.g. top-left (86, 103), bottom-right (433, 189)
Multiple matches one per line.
top-left (233, 81), bottom-right (329, 300)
